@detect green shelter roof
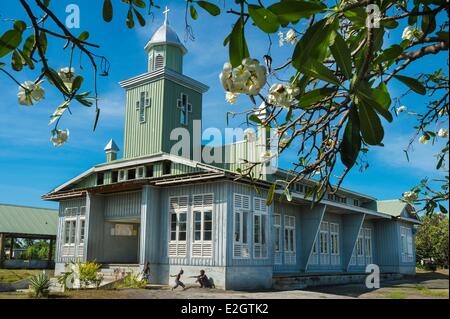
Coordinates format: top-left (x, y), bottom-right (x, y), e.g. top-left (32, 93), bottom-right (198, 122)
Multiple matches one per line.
top-left (0, 203), bottom-right (58, 236)
top-left (376, 200), bottom-right (413, 217)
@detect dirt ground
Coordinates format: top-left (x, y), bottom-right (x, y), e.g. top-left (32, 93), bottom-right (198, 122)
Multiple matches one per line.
top-left (1, 269), bottom-right (448, 299)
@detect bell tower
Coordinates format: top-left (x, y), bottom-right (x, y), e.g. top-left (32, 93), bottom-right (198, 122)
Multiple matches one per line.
top-left (119, 8), bottom-right (208, 160)
top-left (144, 7), bottom-right (187, 74)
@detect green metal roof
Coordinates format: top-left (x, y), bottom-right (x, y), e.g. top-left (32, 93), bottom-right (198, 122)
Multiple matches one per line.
top-left (376, 200), bottom-right (409, 217)
top-left (0, 203), bottom-right (58, 236)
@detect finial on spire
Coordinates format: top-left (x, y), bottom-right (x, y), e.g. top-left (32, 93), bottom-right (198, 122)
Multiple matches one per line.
top-left (163, 6), bottom-right (170, 25)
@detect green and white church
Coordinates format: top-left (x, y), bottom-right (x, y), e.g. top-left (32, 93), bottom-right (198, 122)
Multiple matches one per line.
top-left (44, 12), bottom-right (420, 290)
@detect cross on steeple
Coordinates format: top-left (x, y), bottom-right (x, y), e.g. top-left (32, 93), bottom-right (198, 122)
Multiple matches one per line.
top-left (136, 91), bottom-right (151, 123)
top-left (163, 6), bottom-right (170, 25)
top-left (177, 93), bottom-right (192, 126)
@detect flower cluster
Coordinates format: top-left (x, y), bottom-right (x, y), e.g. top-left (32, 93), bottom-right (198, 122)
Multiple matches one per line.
top-left (268, 83), bottom-right (300, 108)
top-left (58, 67), bottom-right (76, 90)
top-left (418, 134), bottom-right (430, 144)
top-left (402, 26), bottom-right (423, 41)
top-left (403, 191), bottom-right (418, 202)
top-left (220, 58), bottom-right (267, 103)
top-left (50, 129), bottom-right (70, 147)
top-left (17, 80), bottom-right (45, 106)
top-left (278, 29), bottom-right (297, 46)
top-left (437, 128), bottom-right (449, 138)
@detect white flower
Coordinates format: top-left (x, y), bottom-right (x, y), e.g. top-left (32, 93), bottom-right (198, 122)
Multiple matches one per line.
top-left (225, 92), bottom-right (239, 104)
top-left (396, 105), bottom-right (407, 113)
top-left (285, 29), bottom-right (297, 44)
top-left (268, 83), bottom-right (300, 108)
top-left (418, 135), bottom-right (430, 144)
top-left (403, 191), bottom-right (418, 202)
top-left (58, 67), bottom-right (75, 89)
top-left (439, 108), bottom-right (447, 117)
top-left (17, 80), bottom-right (45, 106)
top-left (50, 129), bottom-right (70, 147)
top-left (219, 59), bottom-right (267, 96)
top-left (261, 150), bottom-right (273, 160)
top-left (437, 128), bottom-right (449, 138)
top-left (402, 26), bottom-right (423, 41)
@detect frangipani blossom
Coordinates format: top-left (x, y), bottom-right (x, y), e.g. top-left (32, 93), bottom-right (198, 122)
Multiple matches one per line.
top-left (418, 135), bottom-right (430, 144)
top-left (437, 128), bottom-right (449, 138)
top-left (50, 129), bottom-right (70, 147)
top-left (268, 83), bottom-right (300, 108)
top-left (403, 191), bottom-right (418, 202)
top-left (396, 105), bottom-right (407, 114)
top-left (17, 80), bottom-right (45, 106)
top-left (219, 58), bottom-right (266, 96)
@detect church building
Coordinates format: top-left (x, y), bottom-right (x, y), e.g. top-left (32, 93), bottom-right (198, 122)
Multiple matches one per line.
top-left (43, 12), bottom-right (420, 290)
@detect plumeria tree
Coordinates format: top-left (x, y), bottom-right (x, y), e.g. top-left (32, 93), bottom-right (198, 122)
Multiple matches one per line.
top-left (0, 0), bottom-right (448, 213)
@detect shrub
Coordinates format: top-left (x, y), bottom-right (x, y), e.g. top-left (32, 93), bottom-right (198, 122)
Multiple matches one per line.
top-left (117, 272), bottom-right (147, 289)
top-left (78, 261), bottom-right (103, 289)
top-left (29, 273), bottom-right (50, 298)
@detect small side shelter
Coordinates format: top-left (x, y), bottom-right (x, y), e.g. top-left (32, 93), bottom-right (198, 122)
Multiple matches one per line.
top-left (0, 203), bottom-right (58, 268)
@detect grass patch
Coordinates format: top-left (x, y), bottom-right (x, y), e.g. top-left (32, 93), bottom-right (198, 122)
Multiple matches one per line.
top-left (385, 291), bottom-right (407, 299)
top-left (0, 269), bottom-right (54, 283)
top-left (416, 289), bottom-right (449, 298)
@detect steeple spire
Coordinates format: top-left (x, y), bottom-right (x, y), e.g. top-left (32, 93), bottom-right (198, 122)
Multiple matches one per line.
top-left (163, 6), bottom-right (170, 25)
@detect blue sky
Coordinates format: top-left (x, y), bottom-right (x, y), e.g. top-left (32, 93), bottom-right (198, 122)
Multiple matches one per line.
top-left (0, 1), bottom-right (448, 209)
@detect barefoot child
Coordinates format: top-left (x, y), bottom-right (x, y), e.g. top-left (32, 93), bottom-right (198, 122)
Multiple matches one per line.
top-left (170, 269), bottom-right (185, 290)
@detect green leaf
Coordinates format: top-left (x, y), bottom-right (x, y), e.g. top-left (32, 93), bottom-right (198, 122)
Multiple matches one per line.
top-left (0, 30), bottom-right (22, 58)
top-left (0, 62), bottom-right (5, 67)
top-left (13, 20), bottom-right (27, 33)
top-left (196, 1), bottom-right (221, 16)
top-left (249, 114), bottom-right (263, 124)
top-left (355, 81), bottom-right (392, 122)
top-left (46, 68), bottom-right (69, 95)
top-left (126, 8), bottom-right (135, 28)
top-left (268, 1), bottom-right (326, 24)
top-left (340, 107), bottom-right (361, 168)
top-left (299, 61), bottom-right (341, 87)
top-left (343, 8), bottom-right (366, 27)
top-left (298, 87), bottom-right (336, 109)
top-left (393, 75), bottom-right (426, 95)
top-left (38, 32), bottom-right (48, 55)
top-left (132, 0), bottom-right (146, 8)
top-left (284, 187), bottom-right (292, 202)
top-left (22, 35), bottom-right (35, 57)
top-left (133, 8), bottom-right (146, 26)
top-left (357, 101), bottom-right (384, 145)
top-left (49, 100), bottom-right (70, 125)
top-left (292, 19), bottom-right (333, 69)
top-left (103, 0), bottom-right (113, 22)
top-left (229, 17), bottom-right (249, 67)
top-left (374, 45), bottom-right (403, 64)
top-left (71, 75), bottom-right (84, 92)
top-left (78, 31), bottom-right (90, 42)
top-left (330, 31), bottom-right (352, 80)
top-left (190, 5), bottom-right (198, 20)
top-left (421, 7), bottom-right (436, 34)
top-left (248, 5), bottom-right (279, 34)
top-left (11, 50), bottom-right (23, 71)
top-left (266, 183), bottom-right (276, 206)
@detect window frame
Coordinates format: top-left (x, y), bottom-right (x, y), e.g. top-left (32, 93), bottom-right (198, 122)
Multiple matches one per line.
top-left (168, 196), bottom-right (189, 257)
top-left (233, 193), bottom-right (251, 259)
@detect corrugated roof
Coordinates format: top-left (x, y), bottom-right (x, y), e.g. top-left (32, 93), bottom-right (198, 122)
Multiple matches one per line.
top-left (0, 203), bottom-right (58, 236)
top-left (376, 200), bottom-right (409, 217)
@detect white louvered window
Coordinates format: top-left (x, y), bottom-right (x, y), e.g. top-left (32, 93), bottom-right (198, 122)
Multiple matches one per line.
top-left (118, 169), bottom-right (126, 182)
top-left (351, 227), bottom-right (374, 266)
top-left (136, 166), bottom-right (145, 179)
top-left (401, 226), bottom-right (413, 263)
top-left (319, 221), bottom-right (330, 265)
top-left (273, 214), bottom-right (282, 265)
top-left (155, 53), bottom-right (164, 69)
top-left (191, 194), bottom-right (214, 258)
top-left (168, 196), bottom-right (188, 257)
top-left (284, 215), bottom-right (296, 264)
top-left (330, 223), bottom-right (340, 265)
top-left (233, 193), bottom-right (250, 258)
top-left (253, 197), bottom-right (268, 259)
